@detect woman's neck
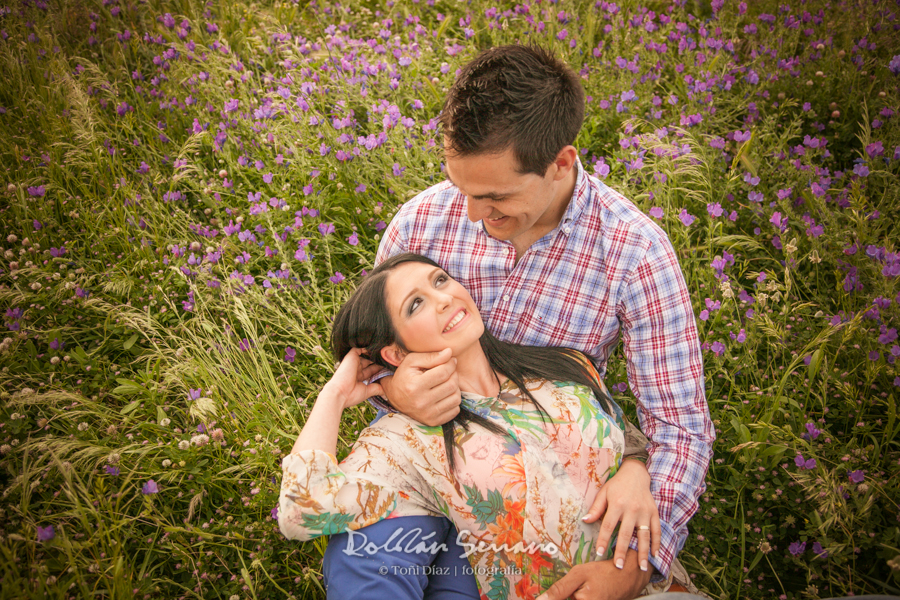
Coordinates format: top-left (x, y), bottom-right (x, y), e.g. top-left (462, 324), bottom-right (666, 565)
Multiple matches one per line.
top-left (454, 343), bottom-right (505, 398)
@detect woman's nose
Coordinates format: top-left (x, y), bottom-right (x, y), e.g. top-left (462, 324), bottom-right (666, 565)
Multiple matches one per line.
top-left (435, 291), bottom-right (453, 311)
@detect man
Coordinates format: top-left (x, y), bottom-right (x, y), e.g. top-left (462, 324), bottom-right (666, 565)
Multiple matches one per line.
top-left (323, 45), bottom-right (714, 600)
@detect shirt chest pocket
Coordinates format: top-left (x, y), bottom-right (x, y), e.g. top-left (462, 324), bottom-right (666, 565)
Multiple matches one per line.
top-left (512, 308), bottom-right (603, 351)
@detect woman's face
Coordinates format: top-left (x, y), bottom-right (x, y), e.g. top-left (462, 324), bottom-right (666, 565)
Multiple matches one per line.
top-left (383, 262), bottom-right (484, 363)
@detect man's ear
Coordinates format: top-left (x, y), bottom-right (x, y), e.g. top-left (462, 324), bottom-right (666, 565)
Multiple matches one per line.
top-left (551, 145), bottom-right (578, 181)
top-left (380, 344), bottom-right (406, 368)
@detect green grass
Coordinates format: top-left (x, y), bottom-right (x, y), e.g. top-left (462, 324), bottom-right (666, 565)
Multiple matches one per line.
top-left (1, 0), bottom-right (899, 598)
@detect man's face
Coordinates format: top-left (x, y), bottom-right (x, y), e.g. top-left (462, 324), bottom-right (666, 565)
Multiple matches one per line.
top-left (443, 142), bottom-right (569, 245)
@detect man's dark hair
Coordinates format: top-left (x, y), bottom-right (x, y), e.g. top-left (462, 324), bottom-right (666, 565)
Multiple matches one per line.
top-left (439, 44), bottom-right (585, 176)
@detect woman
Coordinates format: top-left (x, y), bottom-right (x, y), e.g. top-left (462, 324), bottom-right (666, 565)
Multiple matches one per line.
top-left (279, 254), bottom-right (661, 599)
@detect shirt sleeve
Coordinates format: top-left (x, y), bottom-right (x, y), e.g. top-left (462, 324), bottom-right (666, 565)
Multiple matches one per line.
top-left (375, 207), bottom-right (410, 266)
top-left (617, 232), bottom-right (715, 578)
top-left (278, 427), bottom-right (439, 542)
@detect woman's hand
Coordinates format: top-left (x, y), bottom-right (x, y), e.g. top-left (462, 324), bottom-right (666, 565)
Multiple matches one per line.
top-left (290, 349), bottom-right (386, 458)
top-left (582, 459), bottom-right (661, 573)
top-left (322, 348), bottom-right (386, 410)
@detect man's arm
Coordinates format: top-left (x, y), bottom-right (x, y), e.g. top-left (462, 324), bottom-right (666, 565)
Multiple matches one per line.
top-left (375, 210), bottom-right (409, 265)
top-left (616, 232), bottom-right (715, 578)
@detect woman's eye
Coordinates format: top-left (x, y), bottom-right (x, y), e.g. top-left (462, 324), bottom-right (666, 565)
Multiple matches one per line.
top-left (409, 298), bottom-right (421, 314)
top-left (435, 274), bottom-right (447, 285)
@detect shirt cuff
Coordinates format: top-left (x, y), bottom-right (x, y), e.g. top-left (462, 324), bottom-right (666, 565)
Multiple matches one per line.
top-left (624, 515), bottom-right (680, 580)
top-left (365, 368), bottom-right (396, 412)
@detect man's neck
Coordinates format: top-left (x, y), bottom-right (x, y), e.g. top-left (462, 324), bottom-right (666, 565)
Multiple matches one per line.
top-left (509, 164), bottom-right (578, 258)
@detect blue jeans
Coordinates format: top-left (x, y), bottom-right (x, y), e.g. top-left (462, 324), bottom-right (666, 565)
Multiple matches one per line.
top-left (323, 408), bottom-right (479, 599)
top-left (323, 516), bottom-right (479, 599)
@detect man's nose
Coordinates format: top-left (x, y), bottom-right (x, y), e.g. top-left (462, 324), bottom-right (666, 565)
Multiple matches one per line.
top-left (466, 197), bottom-right (492, 223)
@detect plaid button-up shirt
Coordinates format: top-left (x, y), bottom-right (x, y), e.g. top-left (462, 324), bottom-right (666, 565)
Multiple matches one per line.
top-left (374, 160), bottom-right (715, 577)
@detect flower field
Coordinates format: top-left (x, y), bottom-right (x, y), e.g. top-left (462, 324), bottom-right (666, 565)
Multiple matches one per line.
top-left (0, 0), bottom-right (898, 598)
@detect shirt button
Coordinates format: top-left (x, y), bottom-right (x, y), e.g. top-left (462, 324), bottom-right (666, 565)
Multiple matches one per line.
top-left (503, 294), bottom-right (510, 301)
top-left (563, 226), bottom-right (571, 234)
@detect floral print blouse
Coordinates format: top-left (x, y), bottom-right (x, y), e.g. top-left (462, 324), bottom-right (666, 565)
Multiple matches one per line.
top-left (279, 377), bottom-right (626, 600)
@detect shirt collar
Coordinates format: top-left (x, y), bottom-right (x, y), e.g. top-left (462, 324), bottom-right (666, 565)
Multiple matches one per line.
top-left (558, 157), bottom-right (590, 233)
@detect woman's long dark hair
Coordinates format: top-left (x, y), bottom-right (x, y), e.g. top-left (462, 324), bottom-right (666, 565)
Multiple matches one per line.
top-left (331, 253), bottom-right (615, 472)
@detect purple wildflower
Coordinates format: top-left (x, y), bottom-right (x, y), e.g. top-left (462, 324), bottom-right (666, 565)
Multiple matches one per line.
top-left (318, 222), bottom-right (335, 236)
top-left (794, 454), bottom-right (816, 470)
top-left (770, 212), bottom-right (785, 229)
top-left (801, 422), bottom-right (821, 440)
top-left (888, 55), bottom-right (900, 75)
top-left (734, 130), bottom-right (752, 142)
top-left (284, 347), bottom-right (296, 363)
top-left (848, 470), bottom-right (865, 483)
top-left (142, 480), bottom-right (159, 494)
top-left (188, 388), bottom-right (202, 401)
top-left (789, 541), bottom-right (806, 556)
top-left (27, 185), bottom-right (46, 197)
top-left (36, 525), bottom-right (55, 542)
top-left (678, 209), bottom-right (696, 227)
top-left (866, 141), bottom-right (884, 157)
top-left (812, 542), bottom-right (828, 558)
top-left (106, 465), bottom-right (120, 476)
top-left (649, 207), bottom-right (663, 219)
top-left (329, 272), bottom-right (345, 284)
top-left (347, 232), bottom-right (359, 246)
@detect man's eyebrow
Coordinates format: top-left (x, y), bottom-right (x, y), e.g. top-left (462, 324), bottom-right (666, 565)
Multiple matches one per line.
top-left (398, 267), bottom-right (443, 316)
top-left (471, 191), bottom-right (506, 201)
top-left (445, 169), bottom-right (506, 201)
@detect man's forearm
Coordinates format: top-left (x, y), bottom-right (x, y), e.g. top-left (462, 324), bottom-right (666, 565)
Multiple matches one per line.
top-left (641, 433), bottom-right (713, 575)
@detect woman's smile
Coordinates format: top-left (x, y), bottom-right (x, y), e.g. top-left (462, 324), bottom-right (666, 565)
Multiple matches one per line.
top-left (443, 308), bottom-right (469, 333)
